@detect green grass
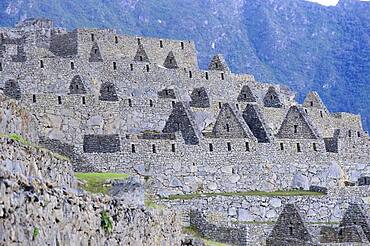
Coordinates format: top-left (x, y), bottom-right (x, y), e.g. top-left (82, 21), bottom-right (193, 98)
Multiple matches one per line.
top-left (75, 172), bottom-right (129, 194)
top-left (166, 190), bottom-right (325, 200)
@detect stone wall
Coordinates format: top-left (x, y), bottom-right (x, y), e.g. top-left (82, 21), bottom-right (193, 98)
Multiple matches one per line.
top-left (0, 94), bottom-right (38, 143)
top-left (0, 168), bottom-right (182, 246)
top-left (0, 138), bottom-right (76, 188)
top-left (161, 187), bottom-right (370, 224)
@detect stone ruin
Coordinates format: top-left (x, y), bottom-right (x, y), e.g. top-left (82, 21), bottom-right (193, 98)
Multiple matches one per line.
top-left (0, 18), bottom-right (369, 245)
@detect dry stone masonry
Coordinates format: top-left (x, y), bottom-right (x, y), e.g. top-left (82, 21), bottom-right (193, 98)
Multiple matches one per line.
top-left (0, 18), bottom-right (369, 245)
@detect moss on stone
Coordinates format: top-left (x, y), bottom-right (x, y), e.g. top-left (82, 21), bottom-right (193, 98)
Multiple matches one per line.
top-left (166, 190), bottom-right (325, 200)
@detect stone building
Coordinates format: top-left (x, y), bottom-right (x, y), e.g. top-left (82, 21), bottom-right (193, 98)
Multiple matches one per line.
top-left (0, 18), bottom-right (369, 197)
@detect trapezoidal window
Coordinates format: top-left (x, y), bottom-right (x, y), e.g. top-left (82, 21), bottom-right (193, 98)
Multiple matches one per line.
top-left (296, 143), bottom-right (301, 152)
top-left (91, 34), bottom-right (95, 42)
top-left (131, 144), bottom-right (136, 153)
top-left (227, 142), bottom-right (232, 151)
top-left (171, 144), bottom-right (176, 152)
top-left (0, 62), bottom-right (2, 71)
top-left (313, 143), bottom-right (317, 151)
top-left (159, 40), bottom-right (163, 48)
top-left (209, 143), bottom-right (213, 152)
top-left (115, 36), bottom-right (118, 44)
top-left (152, 144), bottom-right (157, 153)
top-left (245, 142), bottom-right (250, 152)
top-left (280, 143), bottom-right (284, 151)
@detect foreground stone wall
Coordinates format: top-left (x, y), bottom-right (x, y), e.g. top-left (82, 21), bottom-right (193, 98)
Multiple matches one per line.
top-left (0, 168), bottom-right (182, 246)
top-left (0, 94), bottom-right (38, 143)
top-left (0, 138), bottom-right (76, 188)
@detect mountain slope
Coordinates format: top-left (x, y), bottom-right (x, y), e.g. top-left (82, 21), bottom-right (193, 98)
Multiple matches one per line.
top-left (0, 0), bottom-right (369, 131)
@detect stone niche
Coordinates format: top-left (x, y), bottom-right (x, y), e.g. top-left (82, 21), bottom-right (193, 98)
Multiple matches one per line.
top-left (4, 79), bottom-right (21, 100)
top-left (99, 82), bottom-right (118, 101)
top-left (69, 75), bottom-right (86, 94)
top-left (163, 51), bottom-right (178, 69)
top-left (189, 87), bottom-right (210, 108)
top-left (83, 134), bottom-right (121, 153)
top-left (263, 86), bottom-right (282, 108)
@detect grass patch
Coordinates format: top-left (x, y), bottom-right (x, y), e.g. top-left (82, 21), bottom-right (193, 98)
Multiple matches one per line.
top-left (166, 190), bottom-right (325, 200)
top-left (101, 210), bottom-right (113, 234)
top-left (144, 199), bottom-right (165, 210)
top-left (75, 172), bottom-right (129, 194)
top-left (183, 226), bottom-right (230, 246)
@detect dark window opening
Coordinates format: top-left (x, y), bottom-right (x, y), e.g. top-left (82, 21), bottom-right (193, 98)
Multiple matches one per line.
top-left (221, 73), bottom-right (224, 80)
top-left (297, 143), bottom-right (301, 152)
top-left (280, 143), bottom-right (284, 151)
top-left (232, 168), bottom-right (236, 174)
top-left (94, 48), bottom-right (98, 54)
top-left (146, 64), bottom-right (150, 72)
top-left (91, 34), bottom-right (95, 42)
top-left (71, 62), bottom-right (75, 70)
top-left (304, 109), bottom-right (307, 113)
top-left (172, 101), bottom-right (176, 107)
top-left (289, 226), bottom-right (293, 236)
top-left (57, 96), bottom-right (62, 105)
top-left (113, 62), bottom-right (117, 70)
top-left (82, 96), bottom-right (86, 105)
top-left (320, 111), bottom-right (323, 118)
top-left (0, 62), bottom-right (2, 71)
top-left (159, 40), bottom-right (163, 48)
top-left (215, 63), bottom-right (219, 69)
top-left (236, 104), bottom-right (239, 110)
top-left (246, 142), bottom-right (250, 152)
top-left (171, 144), bottom-right (176, 152)
top-left (181, 41), bottom-right (184, 49)
top-left (169, 58), bottom-right (173, 64)
top-left (358, 131), bottom-right (361, 137)
top-left (226, 124), bottom-right (230, 132)
top-left (227, 142), bottom-right (232, 151)
top-left (131, 144), bottom-right (136, 153)
top-left (32, 95), bottom-right (36, 103)
top-left (152, 144), bottom-right (157, 153)
top-left (219, 102), bottom-right (222, 109)
top-left (164, 90), bottom-right (169, 96)
top-left (294, 125), bottom-right (298, 133)
top-left (310, 101), bottom-right (313, 107)
top-left (189, 71), bottom-right (192, 78)
top-left (130, 64), bottom-right (134, 71)
top-left (139, 56), bottom-right (143, 62)
top-left (313, 143), bottom-right (317, 151)
top-left (40, 60), bottom-right (44, 68)
top-left (115, 36), bottom-right (118, 44)
top-left (137, 38), bottom-right (141, 45)
top-left (205, 72), bottom-right (209, 80)
top-left (128, 99), bottom-right (132, 107)
top-left (348, 130), bottom-right (352, 137)
top-left (270, 95), bottom-right (273, 100)
top-left (149, 99), bottom-right (153, 107)
top-left (209, 143), bottom-right (213, 152)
